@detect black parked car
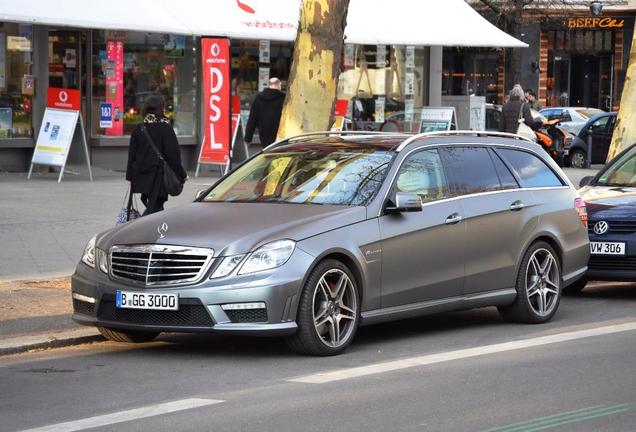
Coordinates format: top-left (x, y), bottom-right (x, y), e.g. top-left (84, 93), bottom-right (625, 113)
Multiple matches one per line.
top-left (566, 112), bottom-right (616, 168)
top-left (571, 142), bottom-right (636, 293)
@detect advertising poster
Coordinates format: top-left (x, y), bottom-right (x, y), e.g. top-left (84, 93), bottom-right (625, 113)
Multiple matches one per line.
top-left (164, 35), bottom-right (185, 57)
top-left (100, 103), bottom-right (113, 128)
top-left (64, 49), bottom-right (76, 68)
top-left (375, 97), bottom-right (386, 123)
top-left (419, 107), bottom-right (456, 133)
top-left (259, 40), bottom-right (270, 64)
top-left (404, 99), bottom-right (414, 123)
top-left (0, 107), bottom-right (12, 138)
top-left (376, 45), bottom-right (387, 68)
top-left (32, 108), bottom-right (79, 166)
top-left (344, 44), bottom-right (355, 67)
top-left (22, 74), bottom-right (34, 95)
top-left (258, 67), bottom-right (270, 92)
top-left (405, 72), bottom-right (415, 96)
top-left (105, 40), bottom-right (124, 136)
top-left (200, 37), bottom-right (231, 165)
top-left (406, 46), bottom-right (415, 69)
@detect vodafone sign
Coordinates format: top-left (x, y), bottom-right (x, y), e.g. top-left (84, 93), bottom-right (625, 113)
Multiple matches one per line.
top-left (47, 88), bottom-right (81, 111)
top-left (200, 38), bottom-right (231, 164)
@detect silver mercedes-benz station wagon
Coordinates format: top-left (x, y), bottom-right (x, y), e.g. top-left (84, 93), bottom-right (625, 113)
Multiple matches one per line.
top-left (72, 131), bottom-right (590, 355)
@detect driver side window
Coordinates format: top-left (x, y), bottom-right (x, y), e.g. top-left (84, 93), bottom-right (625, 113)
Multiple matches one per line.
top-left (395, 149), bottom-right (448, 204)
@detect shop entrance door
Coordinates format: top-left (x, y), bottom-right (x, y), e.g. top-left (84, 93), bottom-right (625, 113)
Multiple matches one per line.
top-left (599, 55), bottom-right (614, 111)
top-left (570, 55), bottom-right (600, 108)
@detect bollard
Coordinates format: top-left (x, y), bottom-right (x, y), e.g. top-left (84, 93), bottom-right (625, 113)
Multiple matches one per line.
top-left (586, 129), bottom-right (593, 168)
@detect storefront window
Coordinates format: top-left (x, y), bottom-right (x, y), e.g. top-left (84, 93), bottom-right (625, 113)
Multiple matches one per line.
top-left (337, 44), bottom-right (426, 132)
top-left (442, 48), bottom-right (499, 104)
top-left (91, 30), bottom-right (196, 137)
top-left (0, 23), bottom-right (33, 139)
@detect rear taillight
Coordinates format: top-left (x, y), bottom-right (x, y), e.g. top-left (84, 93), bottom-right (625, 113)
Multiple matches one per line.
top-left (575, 198), bottom-right (588, 228)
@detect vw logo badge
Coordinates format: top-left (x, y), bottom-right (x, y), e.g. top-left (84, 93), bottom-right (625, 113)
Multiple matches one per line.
top-left (157, 222), bottom-right (169, 238)
top-left (593, 221), bottom-right (609, 235)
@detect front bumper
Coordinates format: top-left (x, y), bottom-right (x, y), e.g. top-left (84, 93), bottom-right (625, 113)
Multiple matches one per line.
top-left (587, 232), bottom-right (636, 281)
top-left (71, 249), bottom-right (315, 336)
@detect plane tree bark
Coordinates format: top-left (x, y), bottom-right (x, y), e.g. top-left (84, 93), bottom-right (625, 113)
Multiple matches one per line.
top-left (277, 0), bottom-right (350, 139)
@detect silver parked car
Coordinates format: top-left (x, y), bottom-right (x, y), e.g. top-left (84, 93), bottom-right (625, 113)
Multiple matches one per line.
top-left (72, 131), bottom-right (590, 355)
top-left (539, 107), bottom-right (605, 136)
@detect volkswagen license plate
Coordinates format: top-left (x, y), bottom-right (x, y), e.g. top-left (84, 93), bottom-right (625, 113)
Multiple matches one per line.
top-left (590, 242), bottom-right (625, 256)
top-left (116, 291), bottom-right (178, 310)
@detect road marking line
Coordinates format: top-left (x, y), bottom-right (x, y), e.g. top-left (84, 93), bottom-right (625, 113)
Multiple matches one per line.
top-left (482, 404), bottom-right (631, 432)
top-left (289, 321), bottom-right (636, 384)
top-left (17, 398), bottom-right (224, 432)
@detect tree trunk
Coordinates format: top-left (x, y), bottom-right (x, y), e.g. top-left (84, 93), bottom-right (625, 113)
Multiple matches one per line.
top-left (607, 21), bottom-right (636, 161)
top-left (277, 0), bottom-right (350, 139)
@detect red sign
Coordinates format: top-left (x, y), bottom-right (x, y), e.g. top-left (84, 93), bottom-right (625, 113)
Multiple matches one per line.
top-left (47, 88), bottom-right (81, 111)
top-left (200, 38), bottom-right (232, 164)
top-left (105, 39), bottom-right (124, 136)
top-left (334, 99), bottom-right (349, 117)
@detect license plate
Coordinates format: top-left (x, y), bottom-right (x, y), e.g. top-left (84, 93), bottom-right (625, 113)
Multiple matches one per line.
top-left (564, 149), bottom-right (570, 156)
top-left (590, 242), bottom-right (626, 256)
top-left (116, 291), bottom-right (178, 310)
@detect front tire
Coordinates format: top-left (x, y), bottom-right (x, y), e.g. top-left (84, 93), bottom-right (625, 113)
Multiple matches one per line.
top-left (499, 242), bottom-right (562, 324)
top-left (569, 149), bottom-right (587, 168)
top-left (98, 326), bottom-right (159, 343)
top-left (286, 260), bottom-right (360, 356)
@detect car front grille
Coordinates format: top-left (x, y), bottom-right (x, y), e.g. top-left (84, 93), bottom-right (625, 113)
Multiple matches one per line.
top-left (110, 245), bottom-right (214, 287)
top-left (589, 255), bottom-right (636, 272)
top-left (97, 295), bottom-right (214, 327)
top-left (225, 308), bottom-right (268, 323)
top-left (589, 221), bottom-right (636, 235)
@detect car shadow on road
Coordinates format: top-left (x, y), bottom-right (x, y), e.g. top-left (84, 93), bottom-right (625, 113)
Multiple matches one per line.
top-left (579, 282), bottom-right (636, 300)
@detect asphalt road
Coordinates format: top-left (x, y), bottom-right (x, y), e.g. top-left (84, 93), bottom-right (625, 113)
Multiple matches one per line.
top-left (2, 281), bottom-right (636, 432)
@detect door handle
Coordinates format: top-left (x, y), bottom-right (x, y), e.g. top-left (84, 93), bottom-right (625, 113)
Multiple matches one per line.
top-left (445, 213), bottom-right (462, 225)
top-left (510, 201), bottom-right (525, 211)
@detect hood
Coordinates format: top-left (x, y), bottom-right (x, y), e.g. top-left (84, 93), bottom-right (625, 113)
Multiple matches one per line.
top-left (98, 202), bottom-right (366, 256)
top-left (259, 88), bottom-right (285, 101)
top-left (580, 185), bottom-right (636, 220)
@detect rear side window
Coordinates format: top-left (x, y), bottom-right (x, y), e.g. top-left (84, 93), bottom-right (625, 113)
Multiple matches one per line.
top-left (489, 149), bottom-right (519, 190)
top-left (496, 148), bottom-right (564, 188)
top-left (441, 147), bottom-right (502, 196)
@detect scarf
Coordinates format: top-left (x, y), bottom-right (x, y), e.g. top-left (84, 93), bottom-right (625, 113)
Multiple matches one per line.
top-left (143, 113), bottom-right (171, 124)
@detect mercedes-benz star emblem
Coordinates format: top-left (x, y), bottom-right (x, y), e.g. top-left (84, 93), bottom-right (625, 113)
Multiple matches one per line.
top-left (593, 221), bottom-right (609, 235)
top-left (158, 222), bottom-right (169, 238)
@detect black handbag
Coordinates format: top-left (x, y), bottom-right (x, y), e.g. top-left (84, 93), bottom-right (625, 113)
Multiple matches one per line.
top-left (141, 125), bottom-right (184, 197)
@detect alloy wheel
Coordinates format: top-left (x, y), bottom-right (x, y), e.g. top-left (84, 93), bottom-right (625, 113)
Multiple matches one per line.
top-left (312, 269), bottom-right (357, 348)
top-left (525, 248), bottom-right (560, 317)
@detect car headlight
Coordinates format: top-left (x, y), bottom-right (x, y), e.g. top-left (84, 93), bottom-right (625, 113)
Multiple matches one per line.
top-left (238, 240), bottom-right (295, 275)
top-left (97, 248), bottom-right (109, 274)
top-left (210, 255), bottom-right (245, 279)
top-left (81, 236), bottom-right (96, 268)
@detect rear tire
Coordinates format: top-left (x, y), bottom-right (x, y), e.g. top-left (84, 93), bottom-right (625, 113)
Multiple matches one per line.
top-left (499, 242), bottom-right (562, 324)
top-left (98, 326), bottom-right (159, 343)
top-left (286, 259), bottom-right (360, 356)
top-left (563, 277), bottom-right (588, 295)
top-left (569, 149), bottom-right (588, 168)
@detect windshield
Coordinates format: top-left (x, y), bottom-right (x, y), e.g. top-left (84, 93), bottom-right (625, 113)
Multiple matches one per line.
top-left (203, 147), bottom-right (394, 205)
top-left (595, 146), bottom-right (636, 187)
top-left (576, 108), bottom-right (604, 119)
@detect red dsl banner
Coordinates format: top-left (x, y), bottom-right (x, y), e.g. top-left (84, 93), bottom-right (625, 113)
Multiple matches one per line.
top-left (47, 88), bottom-right (81, 111)
top-left (201, 38), bottom-right (231, 164)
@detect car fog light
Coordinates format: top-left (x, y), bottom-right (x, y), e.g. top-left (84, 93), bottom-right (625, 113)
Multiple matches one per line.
top-left (72, 293), bottom-right (96, 304)
top-left (221, 302), bottom-right (266, 310)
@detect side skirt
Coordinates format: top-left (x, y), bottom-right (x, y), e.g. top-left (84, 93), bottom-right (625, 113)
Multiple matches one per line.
top-left (359, 288), bottom-right (517, 327)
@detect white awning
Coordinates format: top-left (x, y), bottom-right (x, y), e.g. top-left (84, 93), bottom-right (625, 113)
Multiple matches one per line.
top-left (0, 0), bottom-right (525, 47)
top-left (345, 0), bottom-right (528, 47)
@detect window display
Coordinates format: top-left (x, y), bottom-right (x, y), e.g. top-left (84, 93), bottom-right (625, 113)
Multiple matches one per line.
top-left (0, 24), bottom-right (33, 139)
top-left (91, 31), bottom-right (196, 137)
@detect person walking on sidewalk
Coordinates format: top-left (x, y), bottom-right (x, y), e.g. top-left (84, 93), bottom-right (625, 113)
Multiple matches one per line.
top-left (244, 77), bottom-right (285, 147)
top-left (126, 96), bottom-right (187, 216)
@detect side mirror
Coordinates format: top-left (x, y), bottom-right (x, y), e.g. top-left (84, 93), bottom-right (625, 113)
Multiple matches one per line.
top-left (195, 189), bottom-right (207, 200)
top-left (579, 176), bottom-right (593, 188)
top-left (386, 192), bottom-right (423, 214)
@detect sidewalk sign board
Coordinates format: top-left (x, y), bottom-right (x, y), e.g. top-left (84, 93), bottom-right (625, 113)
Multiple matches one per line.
top-left (28, 87), bottom-right (92, 183)
top-left (196, 113), bottom-right (247, 177)
top-left (419, 107), bottom-right (457, 133)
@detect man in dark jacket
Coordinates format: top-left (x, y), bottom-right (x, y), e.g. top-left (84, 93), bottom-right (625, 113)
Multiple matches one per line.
top-left (244, 77), bottom-right (285, 147)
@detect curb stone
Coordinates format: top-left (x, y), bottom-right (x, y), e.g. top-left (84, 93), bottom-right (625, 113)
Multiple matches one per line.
top-left (0, 328), bottom-right (103, 356)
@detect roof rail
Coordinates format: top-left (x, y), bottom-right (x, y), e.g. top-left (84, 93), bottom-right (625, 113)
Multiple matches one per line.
top-left (262, 131), bottom-right (411, 152)
top-left (395, 130), bottom-right (536, 151)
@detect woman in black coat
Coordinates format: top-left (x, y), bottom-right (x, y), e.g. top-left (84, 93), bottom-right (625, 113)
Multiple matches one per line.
top-left (126, 96), bottom-right (187, 216)
top-left (500, 84), bottom-right (543, 134)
